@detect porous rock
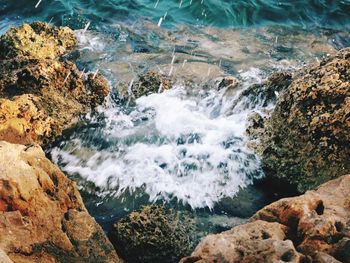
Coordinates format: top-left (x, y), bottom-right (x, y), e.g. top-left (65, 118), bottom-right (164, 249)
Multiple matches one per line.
top-left (0, 23), bottom-right (109, 145)
top-left (260, 48), bottom-right (350, 192)
top-left (110, 205), bottom-right (196, 263)
top-left (182, 175), bottom-right (350, 263)
top-left (0, 141), bottom-right (122, 263)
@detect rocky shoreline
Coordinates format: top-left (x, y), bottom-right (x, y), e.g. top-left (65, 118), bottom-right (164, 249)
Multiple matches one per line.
top-left (0, 22), bottom-right (349, 263)
top-left (182, 48), bottom-right (350, 262)
top-left (0, 22), bottom-right (122, 262)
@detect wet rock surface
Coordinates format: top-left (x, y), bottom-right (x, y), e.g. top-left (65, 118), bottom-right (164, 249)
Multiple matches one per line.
top-left (182, 174), bottom-right (350, 263)
top-left (110, 205), bottom-right (196, 263)
top-left (115, 71), bottom-right (171, 103)
top-left (0, 22), bottom-right (109, 145)
top-left (0, 141), bottom-right (122, 263)
top-left (247, 49), bottom-right (350, 192)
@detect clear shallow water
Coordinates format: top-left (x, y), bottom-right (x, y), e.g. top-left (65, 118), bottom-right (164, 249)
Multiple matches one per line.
top-left (1, 0), bottom-right (350, 239)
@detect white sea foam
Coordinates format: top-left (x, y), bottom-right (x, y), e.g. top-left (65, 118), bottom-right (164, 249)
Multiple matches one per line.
top-left (51, 85), bottom-right (264, 209)
top-left (75, 30), bottom-right (106, 52)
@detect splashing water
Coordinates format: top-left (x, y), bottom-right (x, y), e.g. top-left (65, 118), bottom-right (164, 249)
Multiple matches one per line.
top-left (51, 84), bottom-right (264, 209)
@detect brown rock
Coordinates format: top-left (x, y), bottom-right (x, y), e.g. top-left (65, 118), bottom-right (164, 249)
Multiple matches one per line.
top-left (0, 38), bottom-right (109, 145)
top-left (260, 49), bottom-right (350, 192)
top-left (182, 175), bottom-right (350, 263)
top-left (0, 141), bottom-right (122, 263)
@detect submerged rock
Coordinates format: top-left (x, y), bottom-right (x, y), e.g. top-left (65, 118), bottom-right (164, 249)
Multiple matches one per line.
top-left (182, 174), bottom-right (350, 263)
top-left (110, 205), bottom-right (196, 263)
top-left (0, 141), bottom-right (122, 263)
top-left (259, 48), bottom-right (350, 192)
top-left (115, 71), bottom-right (171, 103)
top-left (0, 21), bottom-right (77, 60)
top-left (0, 23), bottom-right (109, 145)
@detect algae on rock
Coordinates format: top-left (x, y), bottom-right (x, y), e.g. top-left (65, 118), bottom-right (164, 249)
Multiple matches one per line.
top-left (247, 49), bottom-right (350, 192)
top-left (110, 205), bottom-right (196, 263)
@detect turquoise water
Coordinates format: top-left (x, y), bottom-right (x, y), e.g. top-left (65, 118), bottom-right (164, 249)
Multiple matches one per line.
top-left (2, 0), bottom-right (350, 30)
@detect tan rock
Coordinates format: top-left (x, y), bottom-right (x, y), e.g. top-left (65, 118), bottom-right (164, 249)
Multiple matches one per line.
top-left (0, 54), bottom-right (109, 145)
top-left (182, 175), bottom-right (350, 263)
top-left (0, 141), bottom-right (122, 263)
top-left (181, 220), bottom-right (302, 263)
top-left (0, 21), bottom-right (77, 60)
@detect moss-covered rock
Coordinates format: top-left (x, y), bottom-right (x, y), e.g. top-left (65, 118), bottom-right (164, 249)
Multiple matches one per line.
top-left (254, 48), bottom-right (350, 192)
top-left (110, 205), bottom-right (196, 263)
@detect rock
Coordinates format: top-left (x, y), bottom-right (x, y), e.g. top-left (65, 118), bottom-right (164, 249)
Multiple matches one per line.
top-left (182, 175), bottom-right (350, 263)
top-left (110, 205), bottom-right (196, 263)
top-left (0, 21), bottom-right (77, 60)
top-left (0, 249), bottom-right (13, 263)
top-left (181, 220), bottom-right (303, 263)
top-left (0, 24), bottom-right (109, 145)
top-left (0, 141), bottom-right (123, 263)
top-left (245, 111), bottom-right (266, 152)
top-left (244, 72), bottom-right (292, 106)
top-left (260, 48), bottom-right (350, 192)
top-left (115, 71), bottom-right (170, 103)
top-left (229, 72), bottom-right (292, 112)
top-left (218, 76), bottom-right (239, 90)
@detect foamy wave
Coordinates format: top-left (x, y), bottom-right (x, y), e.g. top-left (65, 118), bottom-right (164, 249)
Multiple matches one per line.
top-left (51, 86), bottom-right (264, 209)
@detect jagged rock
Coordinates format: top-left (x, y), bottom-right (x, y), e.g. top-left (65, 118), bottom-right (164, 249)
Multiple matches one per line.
top-left (0, 26), bottom-right (109, 145)
top-left (110, 205), bottom-right (196, 263)
top-left (116, 71), bottom-right (171, 103)
top-left (181, 220), bottom-right (303, 263)
top-left (218, 76), bottom-right (239, 90)
top-left (182, 175), bottom-right (350, 263)
top-left (0, 141), bottom-right (123, 263)
top-left (0, 21), bottom-right (77, 60)
top-left (260, 48), bottom-right (350, 192)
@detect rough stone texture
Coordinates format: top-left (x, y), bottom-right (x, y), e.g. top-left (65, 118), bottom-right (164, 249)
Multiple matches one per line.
top-left (247, 49), bottom-right (350, 192)
top-left (115, 71), bottom-right (171, 103)
top-left (0, 23), bottom-right (109, 145)
top-left (182, 220), bottom-right (302, 263)
top-left (0, 141), bottom-right (122, 263)
top-left (0, 21), bottom-right (77, 60)
top-left (182, 175), bottom-right (350, 263)
top-left (110, 205), bottom-right (196, 263)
